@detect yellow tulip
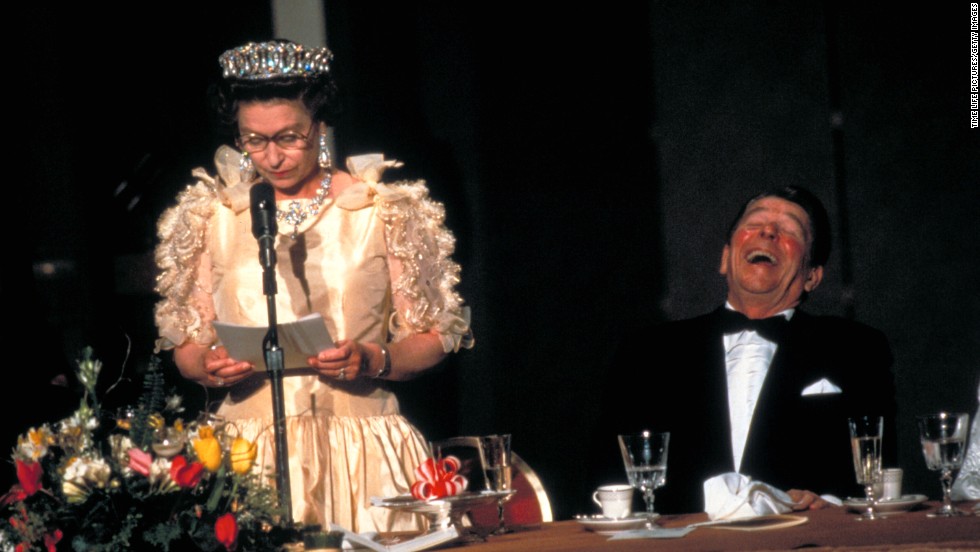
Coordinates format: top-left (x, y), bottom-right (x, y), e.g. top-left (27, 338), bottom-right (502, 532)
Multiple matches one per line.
top-left (230, 437), bottom-right (257, 475)
top-left (193, 436), bottom-right (222, 472)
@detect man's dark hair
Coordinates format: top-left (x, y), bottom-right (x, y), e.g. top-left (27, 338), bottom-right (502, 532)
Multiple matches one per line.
top-left (725, 186), bottom-right (832, 268)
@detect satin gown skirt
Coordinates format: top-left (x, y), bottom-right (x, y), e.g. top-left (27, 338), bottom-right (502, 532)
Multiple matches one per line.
top-left (231, 407), bottom-right (431, 532)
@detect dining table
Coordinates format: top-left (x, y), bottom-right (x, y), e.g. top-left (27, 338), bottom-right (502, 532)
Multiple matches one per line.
top-left (435, 500), bottom-right (980, 551)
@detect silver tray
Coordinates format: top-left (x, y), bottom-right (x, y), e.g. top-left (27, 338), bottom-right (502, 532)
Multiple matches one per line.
top-left (371, 490), bottom-right (516, 533)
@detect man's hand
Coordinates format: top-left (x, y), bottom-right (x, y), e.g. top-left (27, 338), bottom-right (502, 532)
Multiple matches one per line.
top-left (787, 489), bottom-right (833, 510)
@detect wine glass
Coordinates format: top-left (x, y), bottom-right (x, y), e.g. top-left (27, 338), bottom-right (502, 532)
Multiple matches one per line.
top-left (479, 434), bottom-right (513, 535)
top-left (617, 431), bottom-right (669, 525)
top-left (848, 416), bottom-right (884, 520)
top-left (917, 412), bottom-right (970, 517)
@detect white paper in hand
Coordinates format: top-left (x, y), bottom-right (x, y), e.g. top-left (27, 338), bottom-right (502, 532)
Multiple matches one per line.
top-left (213, 313), bottom-right (334, 370)
top-left (703, 473), bottom-right (795, 521)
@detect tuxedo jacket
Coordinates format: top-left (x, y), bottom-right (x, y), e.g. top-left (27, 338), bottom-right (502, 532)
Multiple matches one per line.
top-left (594, 307), bottom-right (896, 514)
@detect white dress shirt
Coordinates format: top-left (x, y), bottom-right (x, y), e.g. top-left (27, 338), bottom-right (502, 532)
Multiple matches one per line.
top-left (723, 303), bottom-right (794, 472)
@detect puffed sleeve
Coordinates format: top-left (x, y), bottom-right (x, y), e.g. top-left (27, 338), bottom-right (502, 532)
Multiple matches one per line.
top-left (153, 170), bottom-right (220, 352)
top-left (347, 154), bottom-right (475, 353)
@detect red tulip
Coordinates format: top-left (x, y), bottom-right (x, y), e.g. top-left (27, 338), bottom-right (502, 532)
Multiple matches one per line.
top-left (43, 529), bottom-right (63, 552)
top-left (169, 455), bottom-right (204, 489)
top-left (214, 512), bottom-right (238, 550)
top-left (15, 460), bottom-right (43, 496)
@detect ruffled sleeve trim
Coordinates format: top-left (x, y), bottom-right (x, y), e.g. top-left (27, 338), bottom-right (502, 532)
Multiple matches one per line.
top-left (153, 170), bottom-right (220, 352)
top-left (349, 155), bottom-right (474, 353)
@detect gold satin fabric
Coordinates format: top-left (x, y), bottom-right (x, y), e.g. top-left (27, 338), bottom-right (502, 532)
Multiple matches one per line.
top-left (209, 188), bottom-right (429, 532)
top-left (154, 150), bottom-right (473, 532)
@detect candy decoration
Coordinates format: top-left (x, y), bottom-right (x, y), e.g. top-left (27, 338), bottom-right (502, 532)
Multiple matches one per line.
top-left (410, 456), bottom-right (468, 500)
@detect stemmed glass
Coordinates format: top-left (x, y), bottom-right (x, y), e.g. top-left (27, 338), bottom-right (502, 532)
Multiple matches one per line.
top-left (480, 434), bottom-right (513, 535)
top-left (617, 431), bottom-right (669, 525)
top-left (848, 416), bottom-right (884, 520)
top-left (917, 412), bottom-right (970, 517)
top-left (151, 426), bottom-right (186, 459)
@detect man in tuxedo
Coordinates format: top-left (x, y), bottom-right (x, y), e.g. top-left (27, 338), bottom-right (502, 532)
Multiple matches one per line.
top-left (597, 186), bottom-right (896, 514)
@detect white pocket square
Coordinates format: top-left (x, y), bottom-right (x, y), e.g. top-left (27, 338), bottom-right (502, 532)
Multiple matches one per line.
top-left (801, 378), bottom-right (842, 396)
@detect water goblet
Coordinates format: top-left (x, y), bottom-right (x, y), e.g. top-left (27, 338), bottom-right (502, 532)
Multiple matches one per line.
top-left (479, 434), bottom-right (513, 535)
top-left (617, 430), bottom-right (669, 525)
top-left (918, 412), bottom-right (970, 517)
top-left (848, 415), bottom-right (884, 520)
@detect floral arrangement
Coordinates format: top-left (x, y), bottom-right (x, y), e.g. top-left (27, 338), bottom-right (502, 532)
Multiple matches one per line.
top-left (0, 348), bottom-right (290, 551)
top-left (410, 456), bottom-right (467, 501)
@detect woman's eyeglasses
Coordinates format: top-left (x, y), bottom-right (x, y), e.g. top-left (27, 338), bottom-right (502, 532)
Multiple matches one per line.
top-left (237, 122), bottom-right (316, 153)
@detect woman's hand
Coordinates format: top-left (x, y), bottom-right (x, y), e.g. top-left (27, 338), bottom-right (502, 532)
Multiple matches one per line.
top-left (203, 346), bottom-right (254, 388)
top-left (174, 342), bottom-right (253, 387)
top-left (308, 339), bottom-right (378, 380)
top-left (306, 332), bottom-right (448, 382)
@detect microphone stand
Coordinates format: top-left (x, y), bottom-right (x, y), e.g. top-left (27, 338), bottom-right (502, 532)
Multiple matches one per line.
top-left (261, 266), bottom-right (292, 524)
top-left (252, 184), bottom-right (293, 524)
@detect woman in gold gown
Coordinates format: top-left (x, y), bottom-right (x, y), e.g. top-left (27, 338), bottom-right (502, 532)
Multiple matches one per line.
top-left (153, 40), bottom-right (473, 532)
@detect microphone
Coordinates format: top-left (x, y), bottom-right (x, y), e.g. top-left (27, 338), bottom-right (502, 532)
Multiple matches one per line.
top-left (250, 183), bottom-right (277, 271)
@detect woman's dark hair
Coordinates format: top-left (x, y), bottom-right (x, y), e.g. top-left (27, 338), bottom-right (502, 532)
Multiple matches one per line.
top-left (725, 186), bottom-right (832, 268)
top-left (209, 68), bottom-right (340, 136)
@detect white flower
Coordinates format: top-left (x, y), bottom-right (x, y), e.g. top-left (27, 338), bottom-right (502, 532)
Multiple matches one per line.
top-left (76, 349), bottom-right (102, 393)
top-left (149, 458), bottom-right (179, 494)
top-left (15, 425), bottom-right (54, 461)
top-left (108, 434), bottom-right (135, 473)
top-left (62, 455), bottom-right (113, 503)
top-left (0, 528), bottom-right (17, 552)
top-left (56, 406), bottom-right (100, 454)
top-left (67, 407), bottom-right (100, 431)
top-left (165, 394), bottom-right (185, 413)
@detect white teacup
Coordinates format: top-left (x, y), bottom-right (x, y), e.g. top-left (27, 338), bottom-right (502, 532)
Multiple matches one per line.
top-left (592, 484), bottom-right (633, 519)
top-left (880, 468), bottom-right (903, 500)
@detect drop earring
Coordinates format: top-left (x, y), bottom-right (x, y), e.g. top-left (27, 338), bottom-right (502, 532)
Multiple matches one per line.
top-left (318, 132), bottom-right (332, 171)
top-left (239, 151), bottom-right (256, 183)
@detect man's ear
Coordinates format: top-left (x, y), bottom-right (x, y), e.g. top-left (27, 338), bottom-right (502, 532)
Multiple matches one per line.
top-left (803, 265), bottom-right (824, 292)
top-left (719, 244), bottom-right (730, 276)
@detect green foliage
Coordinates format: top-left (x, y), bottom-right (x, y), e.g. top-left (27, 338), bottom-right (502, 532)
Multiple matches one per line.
top-left (130, 355), bottom-right (169, 451)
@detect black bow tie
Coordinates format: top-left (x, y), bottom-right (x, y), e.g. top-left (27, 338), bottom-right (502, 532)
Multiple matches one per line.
top-left (718, 308), bottom-right (790, 342)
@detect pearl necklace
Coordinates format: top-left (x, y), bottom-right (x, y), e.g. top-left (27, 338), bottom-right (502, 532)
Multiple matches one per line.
top-left (277, 171), bottom-right (333, 239)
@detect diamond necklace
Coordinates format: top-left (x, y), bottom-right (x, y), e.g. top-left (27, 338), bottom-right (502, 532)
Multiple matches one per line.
top-left (277, 171), bottom-right (333, 239)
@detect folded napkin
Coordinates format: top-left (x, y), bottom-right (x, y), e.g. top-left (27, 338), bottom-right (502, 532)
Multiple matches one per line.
top-left (703, 473), bottom-right (796, 521)
top-left (800, 378), bottom-right (842, 396)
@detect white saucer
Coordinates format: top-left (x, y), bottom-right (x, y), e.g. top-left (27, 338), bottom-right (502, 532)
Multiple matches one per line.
top-left (843, 494), bottom-right (928, 514)
top-left (573, 513), bottom-right (659, 535)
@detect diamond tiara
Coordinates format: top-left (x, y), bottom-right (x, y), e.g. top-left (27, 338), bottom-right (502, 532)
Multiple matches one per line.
top-left (219, 41), bottom-right (333, 80)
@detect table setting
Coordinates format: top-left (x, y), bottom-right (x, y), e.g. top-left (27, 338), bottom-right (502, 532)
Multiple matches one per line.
top-left (559, 414), bottom-right (979, 549)
top-left (575, 429), bottom-right (817, 542)
top-left (336, 412), bottom-right (980, 551)
top-left (331, 434), bottom-right (520, 550)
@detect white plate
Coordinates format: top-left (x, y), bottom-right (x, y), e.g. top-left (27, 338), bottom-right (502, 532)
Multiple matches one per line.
top-left (573, 513), bottom-right (659, 535)
top-left (843, 494), bottom-right (928, 514)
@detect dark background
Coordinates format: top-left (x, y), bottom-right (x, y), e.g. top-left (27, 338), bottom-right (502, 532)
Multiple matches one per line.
top-left (5, 1), bottom-right (978, 521)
